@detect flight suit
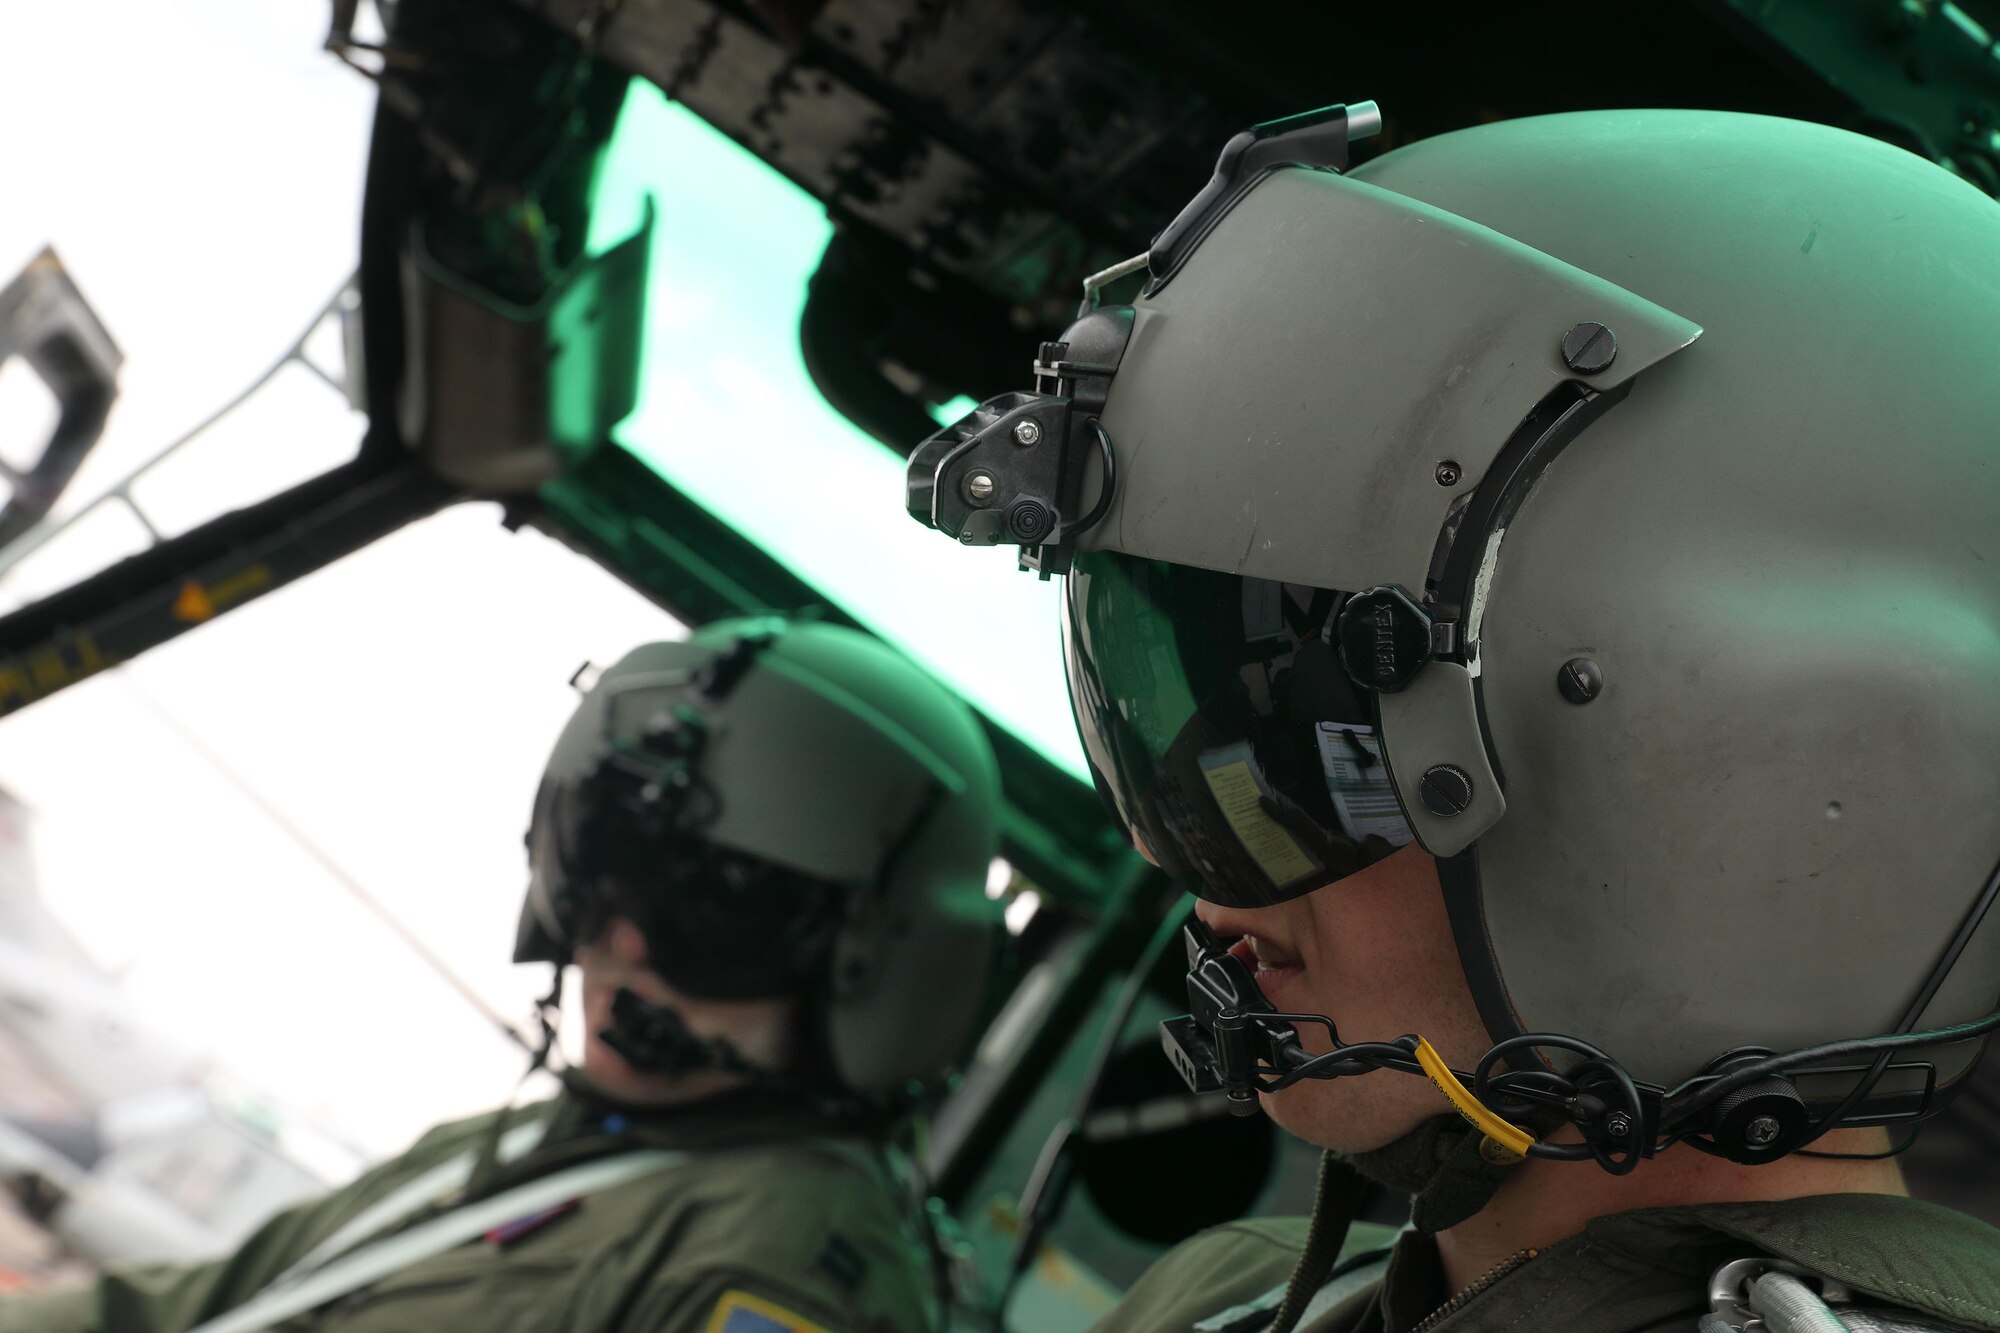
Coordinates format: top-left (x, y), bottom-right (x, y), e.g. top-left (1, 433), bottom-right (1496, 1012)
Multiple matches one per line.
top-left (1091, 1195), bottom-right (2000, 1333)
top-left (0, 1085), bottom-right (937, 1333)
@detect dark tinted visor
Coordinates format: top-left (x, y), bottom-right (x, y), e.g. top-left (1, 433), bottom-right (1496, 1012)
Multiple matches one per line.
top-left (1062, 551), bottom-right (1415, 908)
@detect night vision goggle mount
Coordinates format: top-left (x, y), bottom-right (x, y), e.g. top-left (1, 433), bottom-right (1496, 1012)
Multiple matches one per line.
top-left (905, 101), bottom-right (1383, 579)
top-left (902, 316), bottom-right (1130, 579)
top-left (576, 626), bottom-right (781, 850)
top-left (539, 625), bottom-right (787, 963)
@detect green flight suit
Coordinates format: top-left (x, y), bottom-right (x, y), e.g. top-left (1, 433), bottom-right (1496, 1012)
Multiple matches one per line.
top-left (0, 1086), bottom-right (937, 1333)
top-left (1091, 1195), bottom-right (2000, 1333)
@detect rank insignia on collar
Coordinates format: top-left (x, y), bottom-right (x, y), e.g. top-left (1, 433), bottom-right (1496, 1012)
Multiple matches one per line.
top-left (704, 1290), bottom-right (830, 1333)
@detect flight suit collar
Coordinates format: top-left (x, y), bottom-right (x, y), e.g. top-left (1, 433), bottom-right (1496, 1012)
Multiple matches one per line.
top-left (547, 1080), bottom-right (858, 1152)
top-left (1354, 1193), bottom-right (2000, 1333)
top-left (1590, 1194), bottom-right (2000, 1332)
top-left (1374, 1236), bottom-right (1446, 1333)
top-left (467, 1082), bottom-right (876, 1199)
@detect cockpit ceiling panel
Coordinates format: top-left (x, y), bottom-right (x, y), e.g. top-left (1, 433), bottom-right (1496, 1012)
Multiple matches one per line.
top-left (514, 0), bottom-right (1239, 327)
top-left (506, 0), bottom-right (2000, 345)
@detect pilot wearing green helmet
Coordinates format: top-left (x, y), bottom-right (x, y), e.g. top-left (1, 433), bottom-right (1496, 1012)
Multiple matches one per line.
top-left (908, 102), bottom-right (2000, 1332)
top-left (0, 618), bottom-right (1003, 1333)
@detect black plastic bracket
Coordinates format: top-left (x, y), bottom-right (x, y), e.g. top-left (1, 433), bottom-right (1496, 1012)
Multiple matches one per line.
top-left (0, 249), bottom-right (123, 551)
top-left (904, 305), bottom-right (1133, 577)
top-left (1145, 101), bottom-right (1382, 295)
top-left (1162, 924), bottom-right (1304, 1115)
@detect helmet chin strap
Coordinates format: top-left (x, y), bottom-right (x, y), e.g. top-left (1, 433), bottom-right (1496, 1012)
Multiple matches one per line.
top-left (598, 986), bottom-right (767, 1080)
top-left (526, 966), bottom-right (563, 1076)
top-left (1340, 1114), bottom-right (1535, 1233)
top-left (466, 967), bottom-right (571, 1190)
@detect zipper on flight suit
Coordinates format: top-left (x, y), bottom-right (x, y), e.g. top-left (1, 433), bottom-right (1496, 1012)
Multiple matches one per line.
top-left (1405, 1249), bottom-right (1538, 1333)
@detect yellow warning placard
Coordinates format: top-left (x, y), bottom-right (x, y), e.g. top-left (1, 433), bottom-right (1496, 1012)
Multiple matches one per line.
top-left (1201, 756), bottom-right (1317, 888)
top-left (171, 565), bottom-right (273, 624)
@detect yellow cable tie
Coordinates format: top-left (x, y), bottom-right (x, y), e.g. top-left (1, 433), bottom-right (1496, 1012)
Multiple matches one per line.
top-left (1411, 1035), bottom-right (1536, 1163)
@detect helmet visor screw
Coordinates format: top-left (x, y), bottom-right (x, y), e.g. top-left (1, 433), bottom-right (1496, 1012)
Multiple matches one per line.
top-left (1418, 764), bottom-right (1474, 817)
top-left (964, 471), bottom-right (997, 504)
top-left (1557, 657), bottom-right (1604, 704)
top-left (1744, 1115), bottom-right (1784, 1149)
top-left (1560, 321), bottom-right (1618, 374)
top-left (1604, 1110), bottom-right (1634, 1140)
top-left (1012, 419), bottom-right (1043, 447)
top-left (1435, 460), bottom-right (1462, 487)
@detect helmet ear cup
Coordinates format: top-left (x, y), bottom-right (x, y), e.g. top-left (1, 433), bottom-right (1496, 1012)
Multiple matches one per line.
top-left (828, 850), bottom-right (999, 1102)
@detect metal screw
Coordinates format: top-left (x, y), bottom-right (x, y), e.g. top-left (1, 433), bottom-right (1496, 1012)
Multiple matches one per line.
top-left (1745, 1115), bottom-right (1784, 1149)
top-left (1435, 460), bottom-right (1462, 487)
top-left (1604, 1111), bottom-right (1634, 1140)
top-left (1418, 764), bottom-right (1474, 817)
top-left (1012, 419), bottom-right (1043, 447)
top-left (1560, 321), bottom-right (1618, 375)
top-left (1557, 657), bottom-right (1603, 704)
top-left (964, 471), bottom-right (997, 504)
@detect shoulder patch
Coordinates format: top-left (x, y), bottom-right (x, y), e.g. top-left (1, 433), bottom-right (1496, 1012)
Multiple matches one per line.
top-left (704, 1290), bottom-right (831, 1333)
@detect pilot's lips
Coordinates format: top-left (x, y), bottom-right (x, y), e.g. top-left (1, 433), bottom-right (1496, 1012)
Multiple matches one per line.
top-left (1226, 933), bottom-right (1303, 1005)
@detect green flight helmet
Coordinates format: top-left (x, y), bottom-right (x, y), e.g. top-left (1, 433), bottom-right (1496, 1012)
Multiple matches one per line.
top-left (517, 616), bottom-right (1004, 1103)
top-left (912, 107), bottom-right (2000, 1163)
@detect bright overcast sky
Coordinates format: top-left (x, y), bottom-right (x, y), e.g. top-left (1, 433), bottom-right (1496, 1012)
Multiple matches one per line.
top-left (0, 3), bottom-right (682, 1160)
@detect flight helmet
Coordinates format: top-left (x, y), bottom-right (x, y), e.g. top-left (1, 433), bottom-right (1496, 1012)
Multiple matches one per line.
top-left (518, 617), bottom-right (1004, 1104)
top-left (908, 105), bottom-right (2000, 1167)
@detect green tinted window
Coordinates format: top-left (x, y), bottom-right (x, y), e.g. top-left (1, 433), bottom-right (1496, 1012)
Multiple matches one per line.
top-left (585, 83), bottom-right (1084, 778)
